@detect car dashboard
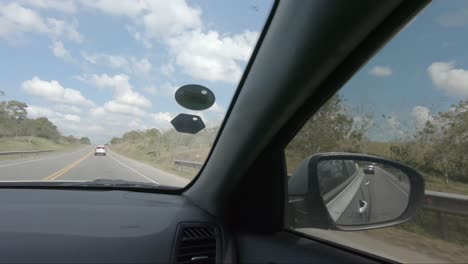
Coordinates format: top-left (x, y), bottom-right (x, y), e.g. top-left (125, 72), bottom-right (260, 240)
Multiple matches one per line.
top-left (0, 189), bottom-right (231, 263)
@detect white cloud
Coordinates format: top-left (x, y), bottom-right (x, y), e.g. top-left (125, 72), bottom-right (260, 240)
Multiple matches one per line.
top-left (80, 74), bottom-right (151, 108)
top-left (63, 114), bottom-right (81, 122)
top-left (151, 112), bottom-right (173, 130)
top-left (27, 105), bottom-right (79, 129)
top-left (160, 63), bottom-right (175, 76)
top-left (78, 0), bottom-right (256, 83)
top-left (0, 3), bottom-right (83, 43)
top-left (103, 101), bottom-right (145, 116)
top-left (411, 106), bottom-right (433, 130)
top-left (19, 0), bottom-right (77, 13)
top-left (0, 3), bottom-right (49, 37)
top-left (81, 52), bottom-right (152, 75)
top-left (126, 25), bottom-right (152, 48)
top-left (208, 102), bottom-right (225, 114)
top-left (428, 61), bottom-right (468, 97)
top-left (86, 107), bottom-right (151, 141)
top-left (143, 86), bottom-right (158, 95)
top-left (81, 0), bottom-right (202, 38)
top-left (131, 57), bottom-right (152, 74)
top-left (79, 0), bottom-right (148, 17)
top-left (107, 55), bottom-right (128, 68)
top-left (143, 83), bottom-right (177, 97)
top-left (27, 105), bottom-right (58, 119)
top-left (386, 116), bottom-right (403, 136)
top-left (22, 76), bottom-right (94, 106)
top-left (369, 66), bottom-right (393, 77)
top-left (168, 30), bottom-right (258, 83)
top-left (151, 112), bottom-right (173, 122)
top-left (142, 0), bottom-right (202, 39)
top-left (51, 41), bottom-right (71, 59)
top-left (54, 104), bottom-right (82, 114)
top-left (46, 18), bottom-right (83, 43)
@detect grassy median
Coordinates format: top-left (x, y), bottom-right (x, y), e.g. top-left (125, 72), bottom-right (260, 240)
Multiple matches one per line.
top-left (0, 137), bottom-right (84, 160)
top-left (109, 142), bottom-right (209, 179)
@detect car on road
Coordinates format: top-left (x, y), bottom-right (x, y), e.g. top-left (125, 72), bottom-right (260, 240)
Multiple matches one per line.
top-left (363, 164), bottom-right (375, 174)
top-left (94, 145), bottom-right (106, 156)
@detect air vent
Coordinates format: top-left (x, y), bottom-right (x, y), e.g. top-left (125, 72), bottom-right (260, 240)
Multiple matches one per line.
top-left (172, 223), bottom-right (220, 264)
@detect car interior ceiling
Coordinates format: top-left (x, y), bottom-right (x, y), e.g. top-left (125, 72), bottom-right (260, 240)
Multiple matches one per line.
top-left (0, 0), bottom-right (431, 263)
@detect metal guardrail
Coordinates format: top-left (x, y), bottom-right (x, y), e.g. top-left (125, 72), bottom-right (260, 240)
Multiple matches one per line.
top-left (423, 190), bottom-right (468, 239)
top-left (174, 160), bottom-right (203, 170)
top-left (424, 190), bottom-right (468, 216)
top-left (0, 150), bottom-right (54, 156)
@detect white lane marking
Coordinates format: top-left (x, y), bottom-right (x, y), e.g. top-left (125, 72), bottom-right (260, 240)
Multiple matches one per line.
top-left (107, 152), bottom-right (160, 185)
top-left (0, 147), bottom-right (89, 168)
top-left (378, 168), bottom-right (409, 197)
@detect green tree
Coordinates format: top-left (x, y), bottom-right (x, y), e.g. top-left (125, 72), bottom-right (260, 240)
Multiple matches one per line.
top-left (288, 95), bottom-right (357, 155)
top-left (110, 137), bottom-right (122, 145)
top-left (285, 95), bottom-right (371, 170)
top-left (418, 100), bottom-right (468, 183)
top-left (30, 117), bottom-right (61, 141)
top-left (79, 137), bottom-right (91, 145)
top-left (6, 100), bottom-right (28, 120)
top-left (122, 130), bottom-right (143, 142)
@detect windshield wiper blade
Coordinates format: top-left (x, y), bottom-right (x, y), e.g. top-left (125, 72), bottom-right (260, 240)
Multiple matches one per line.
top-left (54, 179), bottom-right (177, 190)
top-left (0, 179), bottom-right (178, 190)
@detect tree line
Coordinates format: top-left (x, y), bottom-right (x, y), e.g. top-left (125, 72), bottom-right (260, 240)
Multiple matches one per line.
top-left (287, 95), bottom-right (468, 184)
top-left (0, 92), bottom-right (91, 145)
top-left (110, 94), bottom-right (468, 185)
top-left (110, 127), bottom-right (218, 161)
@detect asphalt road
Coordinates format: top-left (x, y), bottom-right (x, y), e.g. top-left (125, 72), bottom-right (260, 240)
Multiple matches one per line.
top-left (336, 165), bottom-right (409, 225)
top-left (0, 147), bottom-right (189, 188)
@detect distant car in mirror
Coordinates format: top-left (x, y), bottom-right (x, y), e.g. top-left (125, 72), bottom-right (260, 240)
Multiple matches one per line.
top-left (95, 145), bottom-right (106, 156)
top-left (363, 164), bottom-right (375, 174)
top-left (287, 152), bottom-right (425, 231)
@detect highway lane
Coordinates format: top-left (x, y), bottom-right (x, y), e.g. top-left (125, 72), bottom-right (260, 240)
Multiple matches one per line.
top-left (0, 147), bottom-right (93, 181)
top-left (59, 150), bottom-right (189, 187)
top-left (0, 147), bottom-right (89, 167)
top-left (0, 147), bottom-right (189, 188)
top-left (336, 165), bottom-right (409, 225)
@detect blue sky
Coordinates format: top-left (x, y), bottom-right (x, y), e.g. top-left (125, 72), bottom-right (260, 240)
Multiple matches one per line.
top-left (0, 0), bottom-right (272, 143)
top-left (340, 0), bottom-right (468, 140)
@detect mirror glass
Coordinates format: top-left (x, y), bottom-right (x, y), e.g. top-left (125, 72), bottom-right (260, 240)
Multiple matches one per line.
top-left (317, 159), bottom-right (410, 226)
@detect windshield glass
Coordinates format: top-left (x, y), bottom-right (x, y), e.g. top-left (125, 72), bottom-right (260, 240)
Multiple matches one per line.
top-left (0, 0), bottom-right (272, 188)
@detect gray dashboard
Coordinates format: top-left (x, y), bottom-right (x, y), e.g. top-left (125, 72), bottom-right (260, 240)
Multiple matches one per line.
top-left (0, 189), bottom-right (223, 263)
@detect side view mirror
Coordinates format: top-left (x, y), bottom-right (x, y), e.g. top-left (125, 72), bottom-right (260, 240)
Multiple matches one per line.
top-left (287, 152), bottom-right (425, 231)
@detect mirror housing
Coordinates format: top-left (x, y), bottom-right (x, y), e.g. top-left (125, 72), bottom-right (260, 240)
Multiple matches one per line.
top-left (287, 152), bottom-right (425, 231)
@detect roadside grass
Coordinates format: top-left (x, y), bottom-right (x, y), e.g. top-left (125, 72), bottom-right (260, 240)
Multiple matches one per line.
top-left (398, 210), bottom-right (468, 246)
top-left (424, 175), bottom-right (468, 195)
top-left (110, 142), bottom-right (209, 179)
top-left (0, 137), bottom-right (84, 161)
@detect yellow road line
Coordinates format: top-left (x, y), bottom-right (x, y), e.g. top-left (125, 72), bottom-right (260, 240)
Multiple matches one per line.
top-left (43, 151), bottom-right (94, 181)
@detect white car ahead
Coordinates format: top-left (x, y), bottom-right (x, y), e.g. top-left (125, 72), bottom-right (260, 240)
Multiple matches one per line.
top-left (95, 145), bottom-right (106, 156)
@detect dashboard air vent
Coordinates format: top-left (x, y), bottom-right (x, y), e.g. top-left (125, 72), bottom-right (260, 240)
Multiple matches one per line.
top-left (172, 223), bottom-right (219, 264)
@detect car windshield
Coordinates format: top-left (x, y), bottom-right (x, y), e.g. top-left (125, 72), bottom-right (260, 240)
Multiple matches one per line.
top-left (0, 0), bottom-right (273, 188)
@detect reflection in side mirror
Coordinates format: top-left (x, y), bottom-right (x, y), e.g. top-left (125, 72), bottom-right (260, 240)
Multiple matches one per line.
top-left (287, 153), bottom-right (425, 231)
top-left (319, 160), bottom-right (410, 226)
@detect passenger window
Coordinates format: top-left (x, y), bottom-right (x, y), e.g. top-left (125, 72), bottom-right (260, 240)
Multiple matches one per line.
top-left (285, 1), bottom-right (468, 263)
